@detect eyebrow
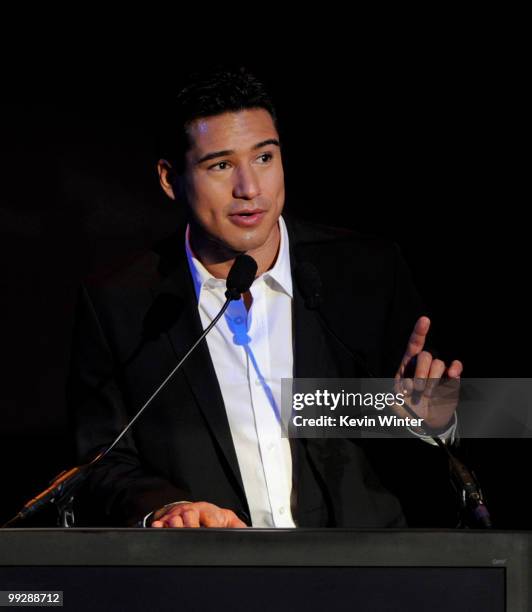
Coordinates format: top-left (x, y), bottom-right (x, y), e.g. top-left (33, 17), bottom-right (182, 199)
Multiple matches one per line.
top-left (195, 138), bottom-right (281, 165)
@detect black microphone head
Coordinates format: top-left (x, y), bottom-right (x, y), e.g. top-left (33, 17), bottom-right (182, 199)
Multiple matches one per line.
top-left (225, 254), bottom-right (258, 300)
top-left (295, 261), bottom-right (323, 310)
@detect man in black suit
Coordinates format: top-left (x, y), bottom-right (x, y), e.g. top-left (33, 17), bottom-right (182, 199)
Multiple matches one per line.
top-left (69, 68), bottom-right (462, 528)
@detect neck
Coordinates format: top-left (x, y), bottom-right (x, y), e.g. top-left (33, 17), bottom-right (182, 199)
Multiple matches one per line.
top-left (189, 221), bottom-right (281, 279)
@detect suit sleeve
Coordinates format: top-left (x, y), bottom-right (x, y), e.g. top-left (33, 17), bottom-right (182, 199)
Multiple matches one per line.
top-left (67, 284), bottom-right (195, 526)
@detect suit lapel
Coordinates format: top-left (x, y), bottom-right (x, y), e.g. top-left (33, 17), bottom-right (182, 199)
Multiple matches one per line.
top-left (286, 217), bottom-right (346, 525)
top-left (153, 233), bottom-right (248, 508)
top-left (287, 215), bottom-right (344, 380)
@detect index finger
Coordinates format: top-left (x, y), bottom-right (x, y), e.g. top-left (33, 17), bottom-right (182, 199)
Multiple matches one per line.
top-left (403, 316), bottom-right (431, 361)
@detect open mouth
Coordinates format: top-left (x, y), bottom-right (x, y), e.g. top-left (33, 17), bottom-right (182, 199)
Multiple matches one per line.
top-left (229, 210), bottom-right (266, 226)
top-left (230, 209), bottom-right (265, 216)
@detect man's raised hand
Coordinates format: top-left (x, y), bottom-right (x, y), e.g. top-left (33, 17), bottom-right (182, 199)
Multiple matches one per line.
top-left (394, 316), bottom-right (463, 432)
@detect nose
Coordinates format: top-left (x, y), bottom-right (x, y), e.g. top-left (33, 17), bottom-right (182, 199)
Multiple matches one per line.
top-left (232, 165), bottom-right (261, 200)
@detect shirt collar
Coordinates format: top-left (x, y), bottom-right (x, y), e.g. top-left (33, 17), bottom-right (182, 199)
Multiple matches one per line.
top-left (185, 215), bottom-right (293, 301)
top-left (265, 215), bottom-right (293, 297)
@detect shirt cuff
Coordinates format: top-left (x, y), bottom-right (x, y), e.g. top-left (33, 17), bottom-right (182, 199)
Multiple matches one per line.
top-left (138, 501), bottom-right (193, 527)
top-left (407, 413), bottom-right (458, 446)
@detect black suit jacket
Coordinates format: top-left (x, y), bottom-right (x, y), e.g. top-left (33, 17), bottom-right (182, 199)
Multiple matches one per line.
top-left (68, 215), bottom-right (455, 527)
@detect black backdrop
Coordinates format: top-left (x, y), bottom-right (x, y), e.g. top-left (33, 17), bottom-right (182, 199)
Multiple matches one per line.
top-left (0, 57), bottom-right (529, 528)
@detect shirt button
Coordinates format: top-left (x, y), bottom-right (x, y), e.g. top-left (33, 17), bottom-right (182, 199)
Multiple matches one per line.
top-left (279, 507), bottom-right (285, 515)
top-left (255, 379), bottom-right (262, 386)
top-left (268, 443), bottom-right (275, 451)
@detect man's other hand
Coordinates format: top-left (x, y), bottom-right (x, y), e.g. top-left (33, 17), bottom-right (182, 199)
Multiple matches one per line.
top-left (150, 501), bottom-right (247, 528)
top-left (394, 316), bottom-right (463, 432)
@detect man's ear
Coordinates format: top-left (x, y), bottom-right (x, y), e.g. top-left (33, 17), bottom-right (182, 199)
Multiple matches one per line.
top-left (157, 159), bottom-right (185, 202)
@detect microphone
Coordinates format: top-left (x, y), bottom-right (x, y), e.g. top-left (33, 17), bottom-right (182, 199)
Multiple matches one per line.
top-left (225, 254), bottom-right (257, 300)
top-left (2, 254), bottom-right (258, 529)
top-left (447, 453), bottom-right (492, 529)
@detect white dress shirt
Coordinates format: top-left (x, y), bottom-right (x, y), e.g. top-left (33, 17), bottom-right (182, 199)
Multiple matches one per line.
top-left (186, 216), bottom-right (296, 527)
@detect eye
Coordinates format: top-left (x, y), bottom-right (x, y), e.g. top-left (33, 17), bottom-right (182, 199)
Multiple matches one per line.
top-left (256, 152), bottom-right (273, 163)
top-left (208, 160), bottom-right (231, 171)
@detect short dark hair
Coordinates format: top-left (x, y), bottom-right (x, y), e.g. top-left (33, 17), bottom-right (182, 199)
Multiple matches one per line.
top-left (159, 66), bottom-right (278, 173)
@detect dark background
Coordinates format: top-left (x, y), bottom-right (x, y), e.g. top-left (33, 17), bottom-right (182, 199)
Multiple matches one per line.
top-left (0, 55), bottom-right (529, 528)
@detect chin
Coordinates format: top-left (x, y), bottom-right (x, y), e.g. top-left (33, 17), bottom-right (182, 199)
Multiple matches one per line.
top-left (225, 232), bottom-right (266, 254)
top-left (229, 215), bottom-right (280, 252)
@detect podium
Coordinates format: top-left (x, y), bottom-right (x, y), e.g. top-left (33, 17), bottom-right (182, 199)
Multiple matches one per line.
top-left (0, 529), bottom-right (530, 611)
